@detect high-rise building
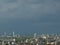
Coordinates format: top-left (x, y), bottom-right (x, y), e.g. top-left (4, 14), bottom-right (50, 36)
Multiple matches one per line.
top-left (4, 32), bottom-right (7, 37)
top-left (34, 33), bottom-right (37, 38)
top-left (13, 32), bottom-right (15, 37)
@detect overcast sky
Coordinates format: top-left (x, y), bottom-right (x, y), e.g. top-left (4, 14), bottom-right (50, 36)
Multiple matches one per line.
top-left (0, 0), bottom-right (60, 34)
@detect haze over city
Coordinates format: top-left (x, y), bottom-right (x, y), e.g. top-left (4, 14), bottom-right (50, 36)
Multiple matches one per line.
top-left (0, 0), bottom-right (60, 34)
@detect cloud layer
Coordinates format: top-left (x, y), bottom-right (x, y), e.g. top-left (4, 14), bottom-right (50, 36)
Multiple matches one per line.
top-left (0, 0), bottom-right (60, 34)
top-left (0, 0), bottom-right (60, 18)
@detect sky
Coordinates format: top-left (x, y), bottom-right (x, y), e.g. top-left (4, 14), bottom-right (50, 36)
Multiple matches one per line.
top-left (0, 0), bottom-right (60, 34)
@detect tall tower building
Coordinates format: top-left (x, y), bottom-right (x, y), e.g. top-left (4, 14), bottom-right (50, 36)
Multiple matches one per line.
top-left (13, 32), bottom-right (15, 37)
top-left (34, 33), bottom-right (37, 38)
top-left (4, 32), bottom-right (7, 37)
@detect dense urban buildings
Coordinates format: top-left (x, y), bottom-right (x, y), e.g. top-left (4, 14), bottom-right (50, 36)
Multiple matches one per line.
top-left (0, 32), bottom-right (60, 45)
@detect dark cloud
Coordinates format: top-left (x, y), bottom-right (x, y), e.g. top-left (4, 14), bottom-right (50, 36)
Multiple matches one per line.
top-left (0, 0), bottom-right (60, 34)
